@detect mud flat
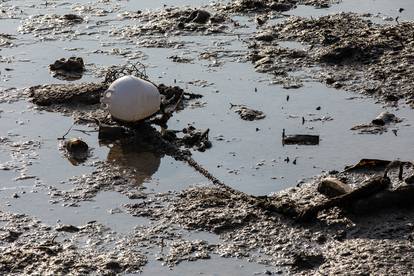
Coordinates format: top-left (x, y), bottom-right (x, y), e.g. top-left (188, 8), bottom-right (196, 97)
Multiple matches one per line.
top-left (1, 0), bottom-right (414, 275)
top-left (127, 159), bottom-right (414, 274)
top-left (4, 153), bottom-right (412, 274)
top-left (250, 13), bottom-right (414, 106)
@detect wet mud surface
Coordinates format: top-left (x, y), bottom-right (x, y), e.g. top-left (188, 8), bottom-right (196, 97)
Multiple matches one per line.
top-left (251, 13), bottom-right (414, 106)
top-left (124, 160), bottom-right (414, 274)
top-left (0, 211), bottom-right (147, 275)
top-left (1, 0), bottom-right (414, 275)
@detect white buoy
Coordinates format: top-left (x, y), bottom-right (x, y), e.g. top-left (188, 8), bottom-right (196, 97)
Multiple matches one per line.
top-left (101, 75), bottom-right (161, 122)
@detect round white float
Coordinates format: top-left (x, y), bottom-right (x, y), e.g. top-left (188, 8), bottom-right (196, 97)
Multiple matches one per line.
top-left (101, 75), bottom-right (161, 122)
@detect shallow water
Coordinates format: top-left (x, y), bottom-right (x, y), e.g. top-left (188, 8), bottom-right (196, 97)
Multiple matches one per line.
top-left (289, 0), bottom-right (414, 22)
top-left (1, 0), bottom-right (414, 274)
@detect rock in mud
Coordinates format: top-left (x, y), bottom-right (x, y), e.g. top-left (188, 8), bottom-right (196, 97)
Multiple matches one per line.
top-left (351, 111), bottom-right (401, 134)
top-left (318, 177), bottom-right (351, 198)
top-left (63, 138), bottom-right (89, 165)
top-left (180, 126), bottom-right (212, 152)
top-left (49, 57), bottom-right (85, 73)
top-left (232, 105), bottom-right (266, 121)
top-left (49, 57), bottom-right (85, 81)
top-left (371, 111), bottom-right (399, 126)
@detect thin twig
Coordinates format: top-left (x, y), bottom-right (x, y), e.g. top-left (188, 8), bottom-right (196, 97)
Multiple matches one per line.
top-left (73, 129), bottom-right (97, 135)
top-left (58, 123), bottom-right (75, 140)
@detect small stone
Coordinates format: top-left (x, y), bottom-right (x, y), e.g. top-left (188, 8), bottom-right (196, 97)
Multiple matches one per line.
top-left (49, 57), bottom-right (85, 73)
top-left (372, 111), bottom-right (398, 126)
top-left (318, 177), bottom-right (352, 198)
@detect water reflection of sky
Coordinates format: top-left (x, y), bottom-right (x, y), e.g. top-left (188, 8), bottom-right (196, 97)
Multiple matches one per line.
top-left (1, 0), bottom-right (414, 198)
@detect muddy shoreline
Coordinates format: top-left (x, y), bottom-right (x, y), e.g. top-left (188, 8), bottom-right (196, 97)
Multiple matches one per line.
top-left (251, 13), bottom-right (414, 106)
top-left (1, 0), bottom-right (414, 275)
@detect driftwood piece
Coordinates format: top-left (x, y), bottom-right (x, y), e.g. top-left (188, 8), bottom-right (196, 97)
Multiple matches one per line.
top-left (283, 135), bottom-right (319, 145)
top-left (344, 159), bottom-right (391, 172)
top-left (298, 176), bottom-right (390, 222)
top-left (352, 185), bottom-right (414, 214)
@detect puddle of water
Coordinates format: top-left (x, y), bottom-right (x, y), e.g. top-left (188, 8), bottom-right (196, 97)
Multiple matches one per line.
top-left (278, 41), bottom-right (307, 51)
top-left (146, 51), bottom-right (414, 194)
top-left (180, 229), bottom-right (220, 244)
top-left (141, 255), bottom-right (280, 276)
top-left (104, 140), bottom-right (206, 193)
top-left (0, 101), bottom-right (105, 187)
top-left (2, 21), bottom-right (414, 197)
top-left (123, 0), bottom-right (226, 10)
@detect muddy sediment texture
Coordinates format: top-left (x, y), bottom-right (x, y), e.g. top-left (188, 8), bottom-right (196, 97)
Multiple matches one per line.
top-left (11, 148), bottom-right (413, 274)
top-left (0, 33), bottom-right (14, 47)
top-left (0, 211), bottom-right (146, 274)
top-left (28, 82), bottom-right (110, 123)
top-left (18, 14), bottom-right (83, 39)
top-left (252, 13), bottom-right (414, 106)
top-left (129, 161), bottom-right (414, 274)
top-left (113, 8), bottom-right (230, 47)
top-left (220, 0), bottom-right (337, 13)
top-left (29, 83), bottom-right (106, 107)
